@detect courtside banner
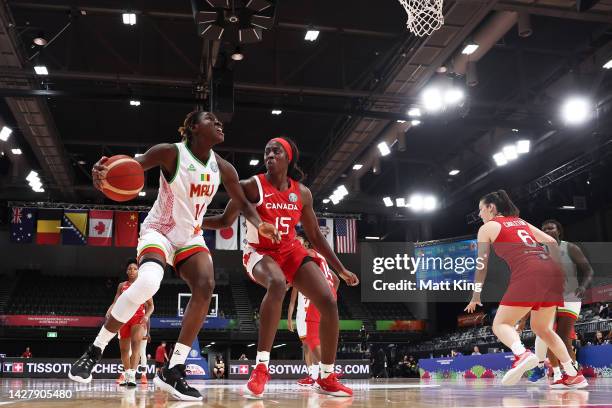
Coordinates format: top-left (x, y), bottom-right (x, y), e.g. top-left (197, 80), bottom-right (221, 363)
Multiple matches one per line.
top-left (150, 317), bottom-right (235, 329)
top-left (0, 315), bottom-right (105, 327)
top-left (0, 358), bottom-right (155, 379)
top-left (360, 241), bottom-right (612, 303)
top-left (228, 360), bottom-right (370, 379)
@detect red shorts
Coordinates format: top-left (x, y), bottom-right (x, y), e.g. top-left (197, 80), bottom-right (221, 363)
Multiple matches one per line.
top-left (304, 320), bottom-right (320, 350)
top-left (499, 301), bottom-right (563, 310)
top-left (119, 313), bottom-right (145, 339)
top-left (243, 241), bottom-right (310, 284)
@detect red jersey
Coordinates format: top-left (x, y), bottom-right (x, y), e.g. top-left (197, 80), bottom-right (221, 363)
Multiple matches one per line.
top-left (305, 249), bottom-right (337, 322)
top-left (246, 174), bottom-right (303, 250)
top-left (121, 281), bottom-right (146, 318)
top-left (492, 216), bottom-right (551, 273)
top-left (155, 345), bottom-right (167, 362)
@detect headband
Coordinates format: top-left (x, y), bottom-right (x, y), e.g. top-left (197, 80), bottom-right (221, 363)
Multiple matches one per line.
top-left (270, 137), bottom-right (293, 162)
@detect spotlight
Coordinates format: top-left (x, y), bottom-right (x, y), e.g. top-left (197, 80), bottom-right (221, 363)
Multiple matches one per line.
top-left (516, 140), bottom-right (530, 154)
top-left (134, 153), bottom-right (143, 157)
top-left (407, 107), bottom-right (421, 117)
top-left (396, 120), bottom-right (406, 123)
top-left (304, 29), bottom-right (320, 41)
top-left (231, 47), bottom-right (244, 61)
top-left (377, 142), bottom-right (391, 156)
top-left (122, 13), bottom-right (136, 25)
top-left (444, 88), bottom-right (464, 104)
top-left (561, 96), bottom-right (592, 125)
top-left (493, 152), bottom-right (508, 166)
top-left (409, 194), bottom-right (424, 211)
top-left (271, 109), bottom-right (282, 115)
top-left (396, 197), bottom-right (406, 207)
top-left (461, 43), bottom-right (479, 55)
top-left (365, 236), bottom-right (381, 240)
top-left (11, 148), bottom-right (22, 155)
top-left (130, 100), bottom-right (141, 106)
top-left (423, 195), bottom-right (437, 211)
top-left (33, 33), bottom-right (47, 46)
top-left (603, 59), bottom-right (612, 69)
top-left (0, 126), bottom-right (12, 141)
top-left (34, 65), bottom-right (48, 75)
top-left (383, 197), bottom-right (393, 207)
top-left (502, 145), bottom-right (518, 161)
top-left (322, 198), bottom-right (330, 204)
top-left (411, 120), bottom-right (421, 126)
top-left (422, 87), bottom-right (443, 112)
top-left (138, 191), bottom-right (146, 197)
top-left (26, 170), bottom-right (39, 182)
top-left (449, 169), bottom-right (460, 176)
top-left (352, 164), bottom-right (363, 170)
top-left (330, 194), bottom-right (340, 205)
top-left (335, 185), bottom-right (349, 197)
top-left (249, 159), bottom-right (259, 166)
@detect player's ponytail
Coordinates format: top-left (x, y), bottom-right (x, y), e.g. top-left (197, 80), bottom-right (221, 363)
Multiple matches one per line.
top-left (481, 189), bottom-right (520, 217)
top-left (283, 137), bottom-right (305, 182)
top-left (178, 110), bottom-right (207, 144)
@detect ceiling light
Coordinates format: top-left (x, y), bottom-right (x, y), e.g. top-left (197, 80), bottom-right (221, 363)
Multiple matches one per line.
top-left (352, 164), bottom-right (363, 170)
top-left (561, 205), bottom-right (575, 210)
top-left (449, 169), bottom-right (460, 176)
top-left (365, 236), bottom-right (381, 240)
top-left (34, 65), bottom-right (48, 75)
top-left (512, 128), bottom-right (519, 132)
top-left (493, 152), bottom-right (508, 166)
top-left (461, 43), bottom-right (479, 55)
top-left (304, 29), bottom-right (320, 41)
top-left (396, 197), bottom-right (406, 207)
top-left (247, 343), bottom-right (255, 347)
top-left (516, 140), bottom-right (530, 154)
top-left (377, 141), bottom-right (391, 156)
top-left (322, 198), bottom-right (330, 204)
top-left (603, 59), bottom-right (612, 69)
top-left (383, 197), bottom-right (393, 207)
top-left (33, 187), bottom-right (45, 193)
top-left (122, 13), bottom-right (136, 25)
top-left (271, 109), bottom-right (282, 115)
top-left (330, 195), bottom-right (340, 205)
top-left (77, 160), bottom-right (86, 165)
top-left (336, 185), bottom-right (349, 197)
top-left (409, 194), bottom-right (424, 211)
top-left (396, 120), bottom-right (406, 123)
top-left (273, 343), bottom-right (286, 348)
top-left (444, 88), bottom-right (464, 105)
top-left (407, 107), bottom-right (421, 117)
top-left (130, 100), bottom-right (141, 106)
top-left (411, 119), bottom-right (421, 126)
top-left (561, 96), bottom-right (591, 125)
top-left (26, 170), bottom-right (39, 182)
top-left (138, 191), bottom-right (146, 197)
top-left (29, 180), bottom-right (42, 190)
top-left (33, 34), bottom-right (47, 46)
top-left (502, 145), bottom-right (518, 161)
top-left (134, 153), bottom-right (143, 157)
top-left (422, 87), bottom-right (443, 112)
top-left (231, 47), bottom-right (244, 61)
top-left (11, 148), bottom-right (22, 155)
top-left (423, 195), bottom-right (437, 211)
top-left (249, 159), bottom-right (260, 166)
top-left (0, 126), bottom-right (13, 141)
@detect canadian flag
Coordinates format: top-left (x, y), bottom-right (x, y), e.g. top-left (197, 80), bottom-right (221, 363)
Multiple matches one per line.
top-left (215, 218), bottom-right (238, 250)
top-left (88, 210), bottom-right (113, 246)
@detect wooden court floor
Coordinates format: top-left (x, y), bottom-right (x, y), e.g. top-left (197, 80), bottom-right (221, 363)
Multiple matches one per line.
top-left (1, 377), bottom-right (611, 407)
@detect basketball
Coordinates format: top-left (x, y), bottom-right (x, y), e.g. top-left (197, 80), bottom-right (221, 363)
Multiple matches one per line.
top-left (100, 155), bottom-right (144, 202)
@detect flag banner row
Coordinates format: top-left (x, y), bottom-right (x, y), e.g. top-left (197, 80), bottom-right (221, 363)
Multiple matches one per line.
top-left (9, 207), bottom-right (357, 253)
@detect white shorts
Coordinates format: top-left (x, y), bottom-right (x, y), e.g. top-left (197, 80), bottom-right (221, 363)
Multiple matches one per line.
top-left (296, 312), bottom-right (307, 339)
top-left (137, 230), bottom-right (209, 267)
top-left (558, 301), bottom-right (581, 320)
top-left (242, 244), bottom-right (263, 282)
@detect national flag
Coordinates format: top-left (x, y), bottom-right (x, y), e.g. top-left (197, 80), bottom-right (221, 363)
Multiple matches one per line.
top-left (201, 173), bottom-right (210, 182)
top-left (335, 218), bottom-right (357, 253)
top-left (318, 218), bottom-right (334, 250)
top-left (216, 218), bottom-right (238, 250)
top-left (88, 210), bottom-right (113, 246)
top-left (36, 209), bottom-right (62, 245)
top-left (138, 211), bottom-right (148, 232)
top-left (62, 210), bottom-right (88, 245)
top-left (115, 211), bottom-right (139, 247)
top-left (239, 215), bottom-right (248, 250)
top-left (10, 207), bottom-right (36, 243)
top-left (203, 229), bottom-right (216, 250)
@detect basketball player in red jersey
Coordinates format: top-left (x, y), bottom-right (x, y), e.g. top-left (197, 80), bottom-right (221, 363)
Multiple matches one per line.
top-left (107, 259), bottom-right (153, 387)
top-left (205, 137), bottom-right (359, 398)
top-left (288, 233), bottom-right (340, 387)
top-left (69, 111), bottom-right (279, 401)
top-left (465, 190), bottom-right (587, 388)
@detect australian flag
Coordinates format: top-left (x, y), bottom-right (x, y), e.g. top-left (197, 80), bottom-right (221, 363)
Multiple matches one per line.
top-left (10, 207), bottom-right (36, 243)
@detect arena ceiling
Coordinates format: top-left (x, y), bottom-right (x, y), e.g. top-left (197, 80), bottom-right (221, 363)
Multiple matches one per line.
top-left (1, 0), bottom-right (611, 237)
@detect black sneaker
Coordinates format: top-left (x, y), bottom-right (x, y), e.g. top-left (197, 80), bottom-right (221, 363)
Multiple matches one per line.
top-left (68, 344), bottom-right (102, 384)
top-left (153, 364), bottom-right (202, 401)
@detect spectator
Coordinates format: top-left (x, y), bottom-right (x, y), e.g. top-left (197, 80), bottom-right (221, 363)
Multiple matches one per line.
top-left (472, 346), bottom-right (481, 355)
top-left (450, 349), bottom-right (462, 357)
top-left (372, 348), bottom-right (389, 378)
top-left (600, 303), bottom-right (609, 319)
top-left (594, 331), bottom-right (606, 346)
top-left (21, 347), bottom-right (32, 358)
top-left (155, 341), bottom-right (168, 374)
top-left (213, 355), bottom-right (225, 379)
top-left (239, 353), bottom-right (248, 361)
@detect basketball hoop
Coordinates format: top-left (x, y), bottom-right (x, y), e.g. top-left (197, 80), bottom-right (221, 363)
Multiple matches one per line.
top-left (398, 0), bottom-right (444, 37)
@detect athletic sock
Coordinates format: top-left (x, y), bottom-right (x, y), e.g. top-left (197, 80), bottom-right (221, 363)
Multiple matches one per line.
top-left (256, 351), bottom-right (270, 369)
top-left (320, 363), bottom-right (334, 379)
top-left (93, 326), bottom-right (116, 353)
top-left (510, 341), bottom-right (527, 356)
top-left (553, 366), bottom-right (562, 381)
top-left (168, 343), bottom-right (191, 369)
top-left (561, 360), bottom-right (577, 377)
top-left (310, 363), bottom-right (320, 380)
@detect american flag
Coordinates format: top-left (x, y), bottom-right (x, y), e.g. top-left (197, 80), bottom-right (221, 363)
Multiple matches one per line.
top-left (335, 218), bottom-right (357, 253)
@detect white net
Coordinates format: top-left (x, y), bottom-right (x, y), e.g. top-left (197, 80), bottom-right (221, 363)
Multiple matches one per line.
top-left (399, 0), bottom-right (444, 37)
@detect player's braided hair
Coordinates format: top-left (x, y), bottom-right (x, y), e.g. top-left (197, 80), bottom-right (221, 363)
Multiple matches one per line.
top-left (480, 189), bottom-right (520, 217)
top-left (178, 110), bottom-right (207, 144)
top-left (283, 137), bottom-right (305, 182)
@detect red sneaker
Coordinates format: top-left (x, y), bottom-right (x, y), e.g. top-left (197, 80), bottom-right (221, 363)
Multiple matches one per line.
top-left (316, 373), bottom-right (353, 397)
top-left (141, 374), bottom-right (148, 384)
top-left (562, 373), bottom-right (588, 389)
top-left (550, 375), bottom-right (568, 389)
top-left (245, 363), bottom-right (270, 398)
top-left (501, 350), bottom-right (538, 386)
top-left (116, 373), bottom-right (125, 385)
top-left (297, 376), bottom-right (316, 387)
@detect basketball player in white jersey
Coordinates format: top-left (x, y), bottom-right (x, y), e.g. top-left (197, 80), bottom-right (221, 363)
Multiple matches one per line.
top-left (528, 219), bottom-right (593, 386)
top-left (69, 111), bottom-right (279, 401)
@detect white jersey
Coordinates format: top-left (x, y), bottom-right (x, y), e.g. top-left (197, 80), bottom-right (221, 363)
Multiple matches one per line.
top-left (559, 240), bottom-right (580, 301)
top-left (142, 142), bottom-right (220, 245)
top-left (296, 292), bottom-right (309, 323)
